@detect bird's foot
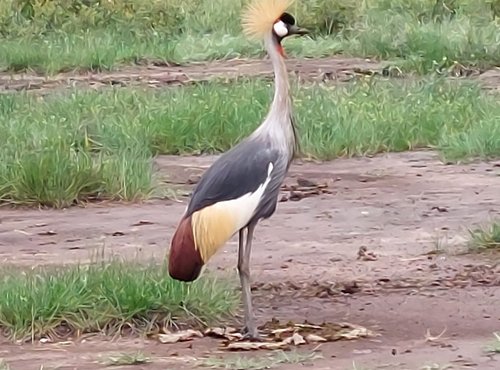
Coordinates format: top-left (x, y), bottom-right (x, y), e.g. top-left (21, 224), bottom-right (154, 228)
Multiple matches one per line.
top-left (241, 326), bottom-right (262, 342)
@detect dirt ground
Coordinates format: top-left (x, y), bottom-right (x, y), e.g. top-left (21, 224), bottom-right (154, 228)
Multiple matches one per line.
top-left (1, 57), bottom-right (500, 369)
top-left (1, 56), bottom-right (500, 93)
top-left (1, 150), bottom-right (499, 369)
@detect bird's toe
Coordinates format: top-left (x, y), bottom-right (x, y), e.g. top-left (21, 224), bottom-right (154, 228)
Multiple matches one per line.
top-left (241, 326), bottom-right (262, 342)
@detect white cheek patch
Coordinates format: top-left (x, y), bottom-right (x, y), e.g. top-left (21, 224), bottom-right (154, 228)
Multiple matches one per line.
top-left (273, 21), bottom-right (288, 37)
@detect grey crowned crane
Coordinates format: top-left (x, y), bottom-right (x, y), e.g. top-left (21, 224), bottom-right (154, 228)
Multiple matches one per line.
top-left (168, 0), bottom-right (308, 340)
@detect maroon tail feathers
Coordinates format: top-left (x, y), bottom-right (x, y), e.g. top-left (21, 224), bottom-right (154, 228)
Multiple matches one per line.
top-left (168, 215), bottom-right (204, 282)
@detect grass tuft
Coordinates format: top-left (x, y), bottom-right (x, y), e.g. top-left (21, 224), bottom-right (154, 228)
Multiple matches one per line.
top-left (200, 350), bottom-right (322, 370)
top-left (467, 220), bottom-right (500, 251)
top-left (419, 365), bottom-right (454, 370)
top-left (485, 332), bottom-right (500, 354)
top-left (0, 258), bottom-right (238, 342)
top-left (100, 351), bottom-right (151, 367)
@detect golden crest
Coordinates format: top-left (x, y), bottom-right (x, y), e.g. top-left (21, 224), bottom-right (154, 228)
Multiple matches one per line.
top-left (242, 0), bottom-right (294, 39)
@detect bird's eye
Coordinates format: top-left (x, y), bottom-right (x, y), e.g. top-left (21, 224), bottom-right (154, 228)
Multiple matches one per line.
top-left (273, 20), bottom-right (288, 37)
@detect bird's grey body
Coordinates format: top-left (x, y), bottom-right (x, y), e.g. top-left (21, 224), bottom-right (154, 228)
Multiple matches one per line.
top-left (187, 119), bottom-right (296, 226)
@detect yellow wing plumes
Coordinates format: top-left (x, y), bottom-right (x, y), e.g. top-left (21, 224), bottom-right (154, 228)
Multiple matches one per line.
top-left (191, 206), bottom-right (238, 263)
top-left (242, 0), bottom-right (294, 39)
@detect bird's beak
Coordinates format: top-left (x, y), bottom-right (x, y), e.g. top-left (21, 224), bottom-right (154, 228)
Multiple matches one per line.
top-left (288, 25), bottom-right (309, 36)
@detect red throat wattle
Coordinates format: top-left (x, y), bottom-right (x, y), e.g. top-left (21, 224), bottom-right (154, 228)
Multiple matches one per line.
top-left (277, 44), bottom-right (286, 57)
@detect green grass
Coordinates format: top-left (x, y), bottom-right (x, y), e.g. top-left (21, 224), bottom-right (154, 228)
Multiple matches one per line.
top-left (200, 350), bottom-right (322, 370)
top-left (0, 258), bottom-right (238, 342)
top-left (0, 31), bottom-right (344, 74)
top-left (1, 77), bottom-right (499, 207)
top-left (100, 351), bottom-right (151, 367)
top-left (419, 365), bottom-right (454, 370)
top-left (485, 332), bottom-right (500, 354)
top-left (467, 220), bottom-right (500, 251)
top-left (0, 0), bottom-right (498, 74)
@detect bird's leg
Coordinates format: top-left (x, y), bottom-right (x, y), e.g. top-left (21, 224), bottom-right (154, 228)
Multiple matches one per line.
top-left (237, 224), bottom-right (260, 340)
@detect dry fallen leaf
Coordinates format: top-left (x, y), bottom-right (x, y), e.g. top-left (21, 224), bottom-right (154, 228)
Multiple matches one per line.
top-left (205, 327), bottom-right (243, 341)
top-left (424, 328), bottom-right (447, 342)
top-left (37, 230), bottom-right (57, 236)
top-left (271, 327), bottom-right (294, 337)
top-left (283, 333), bottom-right (306, 345)
top-left (305, 334), bottom-right (327, 343)
top-left (336, 326), bottom-right (372, 340)
top-left (357, 246), bottom-right (377, 261)
top-left (205, 327), bottom-right (229, 337)
top-left (294, 323), bottom-right (323, 330)
top-left (158, 329), bottom-right (203, 344)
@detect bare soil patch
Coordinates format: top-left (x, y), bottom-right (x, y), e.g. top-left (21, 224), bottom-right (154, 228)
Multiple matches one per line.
top-left (1, 57), bottom-right (499, 94)
top-left (0, 151), bottom-right (499, 369)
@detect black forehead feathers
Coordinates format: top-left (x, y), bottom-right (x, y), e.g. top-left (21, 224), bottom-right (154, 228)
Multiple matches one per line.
top-left (279, 12), bottom-right (295, 26)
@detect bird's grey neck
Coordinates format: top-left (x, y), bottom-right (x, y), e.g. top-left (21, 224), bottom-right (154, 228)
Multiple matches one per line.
top-left (265, 35), bottom-right (292, 119)
top-left (252, 33), bottom-right (296, 157)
